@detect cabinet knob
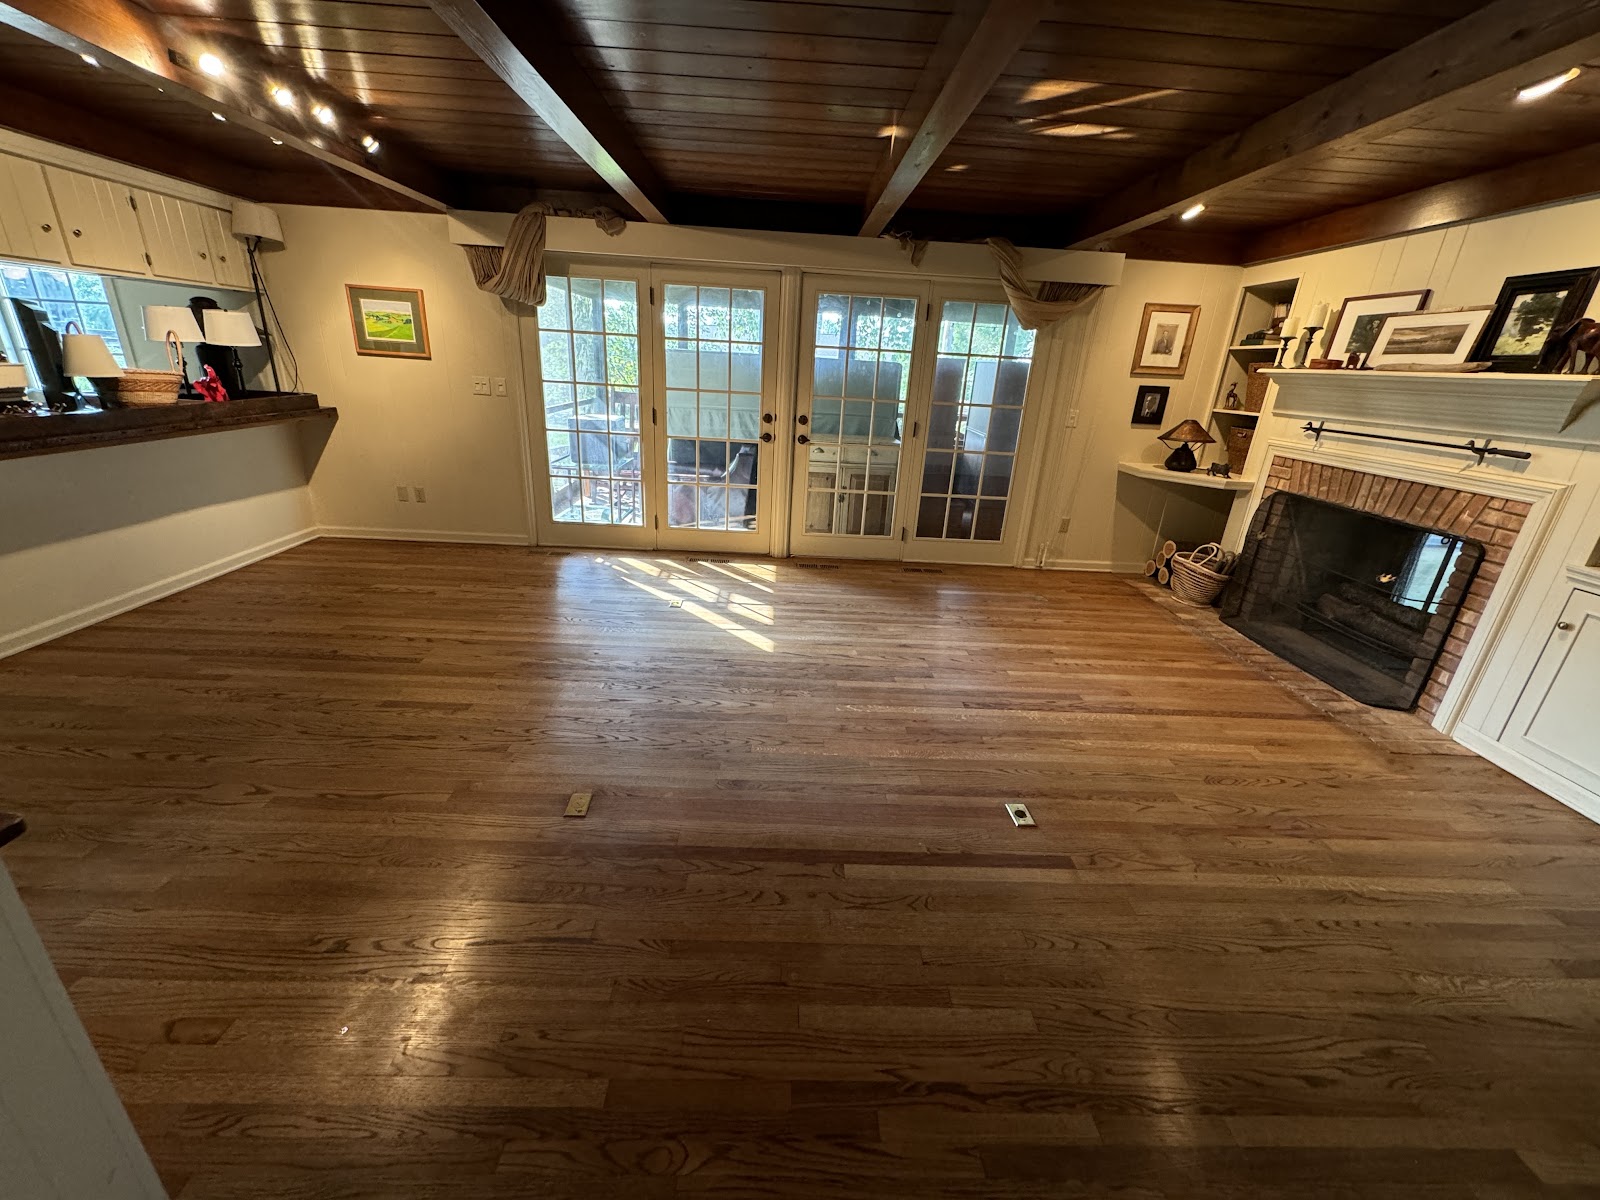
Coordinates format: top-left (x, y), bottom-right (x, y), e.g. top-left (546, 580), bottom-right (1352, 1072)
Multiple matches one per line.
top-left (1557, 620), bottom-right (1574, 631)
top-left (40, 222), bottom-right (51, 232)
top-left (199, 251), bottom-right (208, 260)
top-left (72, 228), bottom-right (82, 237)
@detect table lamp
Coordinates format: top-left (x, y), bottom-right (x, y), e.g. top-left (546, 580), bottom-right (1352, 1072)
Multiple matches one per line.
top-left (143, 305), bottom-right (204, 396)
top-left (62, 321), bottom-right (121, 405)
top-left (200, 308), bottom-right (261, 397)
top-left (1157, 419), bottom-right (1216, 473)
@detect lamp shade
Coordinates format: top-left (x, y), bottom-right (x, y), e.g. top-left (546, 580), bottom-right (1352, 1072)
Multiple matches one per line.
top-left (1157, 419), bottom-right (1215, 445)
top-left (61, 322), bottom-right (121, 378)
top-left (230, 200), bottom-right (283, 245)
top-left (143, 305), bottom-right (203, 344)
top-left (201, 309), bottom-right (261, 347)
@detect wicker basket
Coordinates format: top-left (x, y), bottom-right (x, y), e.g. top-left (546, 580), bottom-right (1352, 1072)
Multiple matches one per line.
top-left (110, 331), bottom-right (185, 407)
top-left (1169, 543), bottom-right (1233, 607)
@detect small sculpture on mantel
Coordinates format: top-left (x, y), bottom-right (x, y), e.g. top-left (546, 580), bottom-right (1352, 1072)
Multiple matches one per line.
top-left (1547, 317), bottom-right (1600, 374)
top-left (1224, 383), bottom-right (1241, 410)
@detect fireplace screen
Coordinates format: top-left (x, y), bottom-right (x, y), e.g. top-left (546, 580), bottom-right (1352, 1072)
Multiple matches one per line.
top-left (1220, 491), bottom-right (1485, 709)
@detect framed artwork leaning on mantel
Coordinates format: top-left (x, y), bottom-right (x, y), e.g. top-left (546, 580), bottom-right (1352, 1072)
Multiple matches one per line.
top-left (1471, 267), bottom-right (1600, 372)
top-left (1366, 307), bottom-right (1493, 369)
top-left (1324, 289), bottom-right (1431, 364)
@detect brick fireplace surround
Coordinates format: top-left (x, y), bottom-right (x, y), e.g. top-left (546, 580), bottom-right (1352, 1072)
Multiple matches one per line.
top-left (1259, 455), bottom-right (1531, 717)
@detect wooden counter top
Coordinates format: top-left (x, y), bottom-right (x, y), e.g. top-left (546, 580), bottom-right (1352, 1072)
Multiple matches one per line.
top-left (0, 392), bottom-right (336, 461)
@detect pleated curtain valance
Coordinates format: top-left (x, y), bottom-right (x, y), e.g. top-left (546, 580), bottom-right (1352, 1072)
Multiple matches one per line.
top-left (986, 237), bottom-right (1105, 331)
top-left (463, 203), bottom-right (626, 308)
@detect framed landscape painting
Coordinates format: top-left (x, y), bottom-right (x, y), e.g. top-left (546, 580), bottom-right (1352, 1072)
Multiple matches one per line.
top-left (1325, 289), bottom-right (1431, 364)
top-left (1131, 303), bottom-right (1200, 377)
top-left (1367, 307), bottom-right (1493, 369)
top-left (1471, 267), bottom-right (1600, 372)
top-left (346, 284), bottom-right (431, 359)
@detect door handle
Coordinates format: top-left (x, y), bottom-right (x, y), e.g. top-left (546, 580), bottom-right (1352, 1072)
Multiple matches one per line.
top-left (760, 432), bottom-right (773, 443)
top-left (797, 414), bottom-right (809, 426)
top-left (1557, 620), bottom-right (1574, 631)
top-left (762, 413), bottom-right (774, 424)
top-left (796, 434), bottom-right (811, 445)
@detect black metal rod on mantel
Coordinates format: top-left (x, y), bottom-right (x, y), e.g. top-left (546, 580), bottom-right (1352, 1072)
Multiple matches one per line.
top-left (1302, 422), bottom-right (1534, 465)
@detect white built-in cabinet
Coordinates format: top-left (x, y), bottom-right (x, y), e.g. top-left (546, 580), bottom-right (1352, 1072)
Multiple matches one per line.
top-left (0, 155), bottom-right (65, 264)
top-left (1501, 587), bottom-right (1600, 797)
top-left (0, 151), bottom-right (248, 289)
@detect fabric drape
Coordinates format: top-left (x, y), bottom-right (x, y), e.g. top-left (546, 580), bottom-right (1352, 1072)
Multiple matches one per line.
top-left (464, 203), bottom-right (626, 307)
top-left (986, 237), bottom-right (1104, 330)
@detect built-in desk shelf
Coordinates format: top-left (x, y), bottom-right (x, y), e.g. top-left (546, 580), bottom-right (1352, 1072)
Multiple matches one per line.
top-left (1118, 461), bottom-right (1255, 491)
top-left (1263, 368), bottom-right (1600, 441)
top-left (0, 392), bottom-right (335, 461)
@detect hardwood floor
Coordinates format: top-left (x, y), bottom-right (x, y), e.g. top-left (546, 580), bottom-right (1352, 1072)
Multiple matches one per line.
top-left (4, 539), bottom-right (1600, 1199)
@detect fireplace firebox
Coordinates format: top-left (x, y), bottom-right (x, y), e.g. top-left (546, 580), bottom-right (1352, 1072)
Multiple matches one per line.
top-left (1220, 491), bottom-right (1485, 709)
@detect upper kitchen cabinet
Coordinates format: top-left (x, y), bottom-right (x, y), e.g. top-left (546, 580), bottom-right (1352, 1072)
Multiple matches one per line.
top-left (43, 166), bottom-right (147, 276)
top-left (0, 153), bottom-right (66, 264)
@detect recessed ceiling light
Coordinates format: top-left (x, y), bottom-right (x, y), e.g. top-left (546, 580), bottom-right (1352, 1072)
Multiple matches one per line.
top-left (270, 137), bottom-right (284, 145)
top-left (312, 103), bottom-right (336, 128)
top-left (270, 85), bottom-right (295, 109)
top-left (1180, 202), bottom-right (1206, 220)
top-left (80, 53), bottom-right (99, 67)
top-left (1516, 67), bottom-right (1580, 102)
top-left (211, 111), bottom-right (226, 121)
top-left (361, 134), bottom-right (380, 154)
top-left (197, 52), bottom-right (225, 78)
top-left (945, 162), bottom-right (969, 172)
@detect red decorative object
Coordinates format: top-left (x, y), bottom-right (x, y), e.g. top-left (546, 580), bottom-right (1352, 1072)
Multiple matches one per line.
top-left (194, 364), bottom-right (229, 403)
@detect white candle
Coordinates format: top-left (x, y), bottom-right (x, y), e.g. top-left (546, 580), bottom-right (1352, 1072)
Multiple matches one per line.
top-left (1282, 317), bottom-right (1301, 337)
top-left (1308, 302), bottom-right (1329, 328)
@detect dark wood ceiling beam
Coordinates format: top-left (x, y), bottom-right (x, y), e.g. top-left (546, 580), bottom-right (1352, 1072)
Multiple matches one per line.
top-left (858, 0), bottom-right (1047, 238)
top-left (1243, 141), bottom-right (1600, 264)
top-left (426, 0), bottom-right (669, 223)
top-left (1058, 0), bottom-right (1600, 248)
top-left (0, 0), bottom-right (449, 210)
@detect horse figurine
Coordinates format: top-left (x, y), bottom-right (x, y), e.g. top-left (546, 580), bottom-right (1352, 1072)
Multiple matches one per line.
top-left (1545, 317), bottom-right (1600, 374)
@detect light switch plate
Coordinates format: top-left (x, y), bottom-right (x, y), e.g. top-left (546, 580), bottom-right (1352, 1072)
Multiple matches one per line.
top-left (564, 792), bottom-right (592, 818)
top-left (493, 376), bottom-right (508, 396)
top-left (396, 485), bottom-right (409, 502)
top-left (471, 375), bottom-right (490, 396)
top-left (1005, 802), bottom-right (1037, 828)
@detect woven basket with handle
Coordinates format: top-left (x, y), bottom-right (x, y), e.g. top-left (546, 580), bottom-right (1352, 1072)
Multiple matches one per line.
top-left (108, 331), bottom-right (184, 407)
top-left (1169, 542), bottom-right (1234, 607)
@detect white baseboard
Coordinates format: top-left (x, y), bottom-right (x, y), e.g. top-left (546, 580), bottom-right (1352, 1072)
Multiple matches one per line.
top-left (1454, 725), bottom-right (1600, 827)
top-left (1040, 558), bottom-right (1145, 574)
top-left (0, 527), bottom-right (319, 659)
top-left (318, 526), bottom-right (531, 546)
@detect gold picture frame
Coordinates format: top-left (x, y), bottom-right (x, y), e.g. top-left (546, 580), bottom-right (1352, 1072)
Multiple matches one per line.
top-left (1131, 303), bottom-right (1200, 377)
top-left (346, 284), bottom-right (431, 359)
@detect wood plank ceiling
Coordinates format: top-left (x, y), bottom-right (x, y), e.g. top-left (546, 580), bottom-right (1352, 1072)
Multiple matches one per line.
top-left (2, 0), bottom-right (1600, 262)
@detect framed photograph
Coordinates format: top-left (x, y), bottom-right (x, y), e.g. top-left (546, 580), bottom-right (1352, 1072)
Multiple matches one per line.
top-left (1367, 307), bottom-right (1493, 369)
top-left (1131, 303), bottom-right (1200, 377)
top-left (1131, 384), bottom-right (1170, 425)
top-left (1325, 289), bottom-right (1431, 362)
top-left (345, 285), bottom-right (431, 359)
top-left (1471, 267), bottom-right (1600, 372)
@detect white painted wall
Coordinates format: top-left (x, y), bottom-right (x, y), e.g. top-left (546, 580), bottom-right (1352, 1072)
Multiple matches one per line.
top-left (261, 206), bottom-right (532, 544)
top-left (0, 859), bottom-right (166, 1200)
top-left (0, 424), bottom-right (317, 656)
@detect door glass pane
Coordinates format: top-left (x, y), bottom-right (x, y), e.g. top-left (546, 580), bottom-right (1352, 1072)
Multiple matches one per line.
top-left (805, 291), bottom-right (915, 536)
top-left (661, 283), bottom-right (765, 532)
top-left (536, 276), bottom-right (643, 525)
top-left (914, 301), bottom-right (1034, 542)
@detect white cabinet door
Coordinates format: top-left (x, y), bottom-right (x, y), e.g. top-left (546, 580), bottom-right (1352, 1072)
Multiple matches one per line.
top-left (0, 154), bottom-right (66, 263)
top-left (132, 190), bottom-right (215, 283)
top-left (200, 206), bottom-right (250, 290)
top-left (1503, 588), bottom-right (1600, 795)
top-left (43, 166), bottom-right (146, 276)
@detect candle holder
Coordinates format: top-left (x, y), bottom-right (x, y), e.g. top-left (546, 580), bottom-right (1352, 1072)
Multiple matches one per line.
top-left (1274, 333), bottom-right (1294, 368)
top-left (1294, 325), bottom-right (1323, 368)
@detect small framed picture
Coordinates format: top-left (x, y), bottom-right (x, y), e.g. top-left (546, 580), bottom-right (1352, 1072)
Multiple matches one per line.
top-left (1131, 303), bottom-right (1200, 377)
top-left (346, 284), bottom-right (431, 359)
top-left (1325, 290), bottom-right (1431, 362)
top-left (1367, 308), bottom-right (1493, 369)
top-left (1471, 267), bottom-right (1600, 372)
top-left (1131, 384), bottom-right (1170, 425)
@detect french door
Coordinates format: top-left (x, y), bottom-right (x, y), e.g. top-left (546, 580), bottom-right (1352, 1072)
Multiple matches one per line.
top-left (526, 266), bottom-right (780, 552)
top-left (786, 278), bottom-right (1044, 564)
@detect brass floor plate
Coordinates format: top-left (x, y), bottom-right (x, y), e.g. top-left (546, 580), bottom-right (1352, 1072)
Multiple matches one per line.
top-left (564, 792), bottom-right (592, 818)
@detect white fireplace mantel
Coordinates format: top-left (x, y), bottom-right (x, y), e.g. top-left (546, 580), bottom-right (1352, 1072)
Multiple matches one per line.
top-left (1262, 369), bottom-right (1600, 443)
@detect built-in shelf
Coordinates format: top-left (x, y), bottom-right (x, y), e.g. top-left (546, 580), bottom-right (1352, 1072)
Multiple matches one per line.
top-left (1263, 369), bottom-right (1600, 441)
top-left (0, 392), bottom-right (335, 461)
top-left (1228, 343), bottom-right (1280, 354)
top-left (1118, 461), bottom-right (1255, 491)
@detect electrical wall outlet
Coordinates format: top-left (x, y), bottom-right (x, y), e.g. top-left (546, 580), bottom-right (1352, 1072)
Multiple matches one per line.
top-left (1005, 802), bottom-right (1037, 828)
top-left (413, 486), bottom-right (427, 503)
top-left (564, 792), bottom-right (592, 818)
top-left (471, 375), bottom-right (490, 396)
top-left (396, 485), bottom-right (409, 502)
top-left (1058, 517), bottom-right (1071, 534)
top-left (493, 377), bottom-right (508, 396)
